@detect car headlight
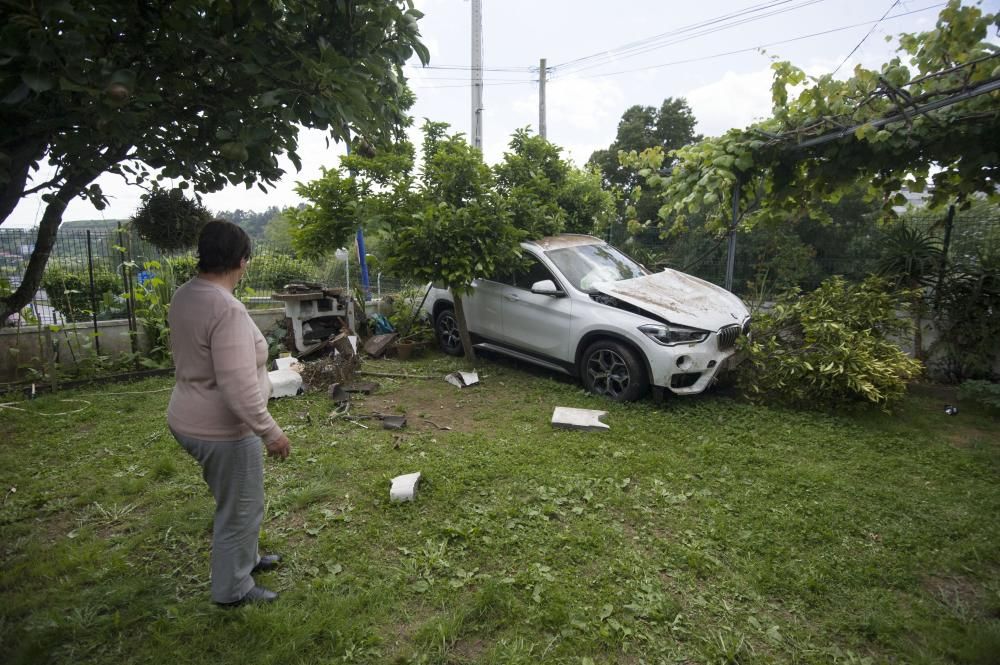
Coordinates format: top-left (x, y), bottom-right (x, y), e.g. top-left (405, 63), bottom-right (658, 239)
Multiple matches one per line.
top-left (638, 323), bottom-right (709, 346)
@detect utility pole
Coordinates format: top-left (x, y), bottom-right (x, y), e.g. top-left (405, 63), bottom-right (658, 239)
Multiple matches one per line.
top-left (538, 58), bottom-right (547, 139)
top-left (470, 0), bottom-right (483, 151)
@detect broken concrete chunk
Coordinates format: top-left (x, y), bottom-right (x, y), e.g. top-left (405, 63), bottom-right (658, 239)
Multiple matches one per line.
top-left (274, 355), bottom-right (299, 371)
top-left (551, 406), bottom-right (609, 432)
top-left (269, 369), bottom-right (303, 399)
top-left (444, 371), bottom-right (479, 388)
top-left (390, 472), bottom-right (421, 502)
top-left (327, 383), bottom-right (350, 404)
top-left (381, 415), bottom-right (407, 430)
top-left (364, 333), bottom-right (398, 358)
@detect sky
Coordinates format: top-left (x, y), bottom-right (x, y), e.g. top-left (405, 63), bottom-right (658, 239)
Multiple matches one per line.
top-left (5, 0), bottom-right (989, 228)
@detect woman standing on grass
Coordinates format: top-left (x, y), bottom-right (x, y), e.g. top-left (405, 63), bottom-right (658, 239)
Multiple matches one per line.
top-left (167, 219), bottom-right (292, 607)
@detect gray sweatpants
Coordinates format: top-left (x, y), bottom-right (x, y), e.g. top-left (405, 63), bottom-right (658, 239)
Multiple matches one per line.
top-left (171, 429), bottom-right (264, 603)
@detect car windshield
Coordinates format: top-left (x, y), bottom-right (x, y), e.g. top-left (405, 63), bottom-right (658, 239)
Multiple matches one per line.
top-left (545, 243), bottom-right (647, 293)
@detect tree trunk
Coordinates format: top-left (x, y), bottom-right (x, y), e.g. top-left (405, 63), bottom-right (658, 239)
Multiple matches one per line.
top-left (912, 288), bottom-right (926, 362)
top-left (1, 168), bottom-right (104, 326)
top-left (0, 137), bottom-right (49, 225)
top-left (451, 290), bottom-right (477, 368)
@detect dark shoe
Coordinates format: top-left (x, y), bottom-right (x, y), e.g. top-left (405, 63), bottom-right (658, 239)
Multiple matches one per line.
top-left (252, 554), bottom-right (282, 574)
top-left (216, 585), bottom-right (278, 608)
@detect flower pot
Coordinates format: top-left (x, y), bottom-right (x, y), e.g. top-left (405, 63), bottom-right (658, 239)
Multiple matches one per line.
top-left (396, 340), bottom-right (416, 360)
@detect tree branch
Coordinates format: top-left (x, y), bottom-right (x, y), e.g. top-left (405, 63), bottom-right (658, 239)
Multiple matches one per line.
top-left (0, 137), bottom-right (48, 225)
top-left (1, 144), bottom-right (131, 326)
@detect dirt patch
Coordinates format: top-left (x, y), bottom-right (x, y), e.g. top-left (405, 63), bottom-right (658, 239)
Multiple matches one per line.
top-left (922, 572), bottom-right (993, 618)
top-left (343, 379), bottom-right (485, 434)
top-left (448, 637), bottom-right (487, 663)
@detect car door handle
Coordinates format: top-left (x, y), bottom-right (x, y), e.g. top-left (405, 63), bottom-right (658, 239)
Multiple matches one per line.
top-left (504, 293), bottom-right (520, 302)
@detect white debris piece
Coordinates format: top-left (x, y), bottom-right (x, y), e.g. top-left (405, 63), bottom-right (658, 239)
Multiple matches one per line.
top-left (444, 371), bottom-right (479, 388)
top-left (389, 472), bottom-right (422, 502)
top-left (274, 355), bottom-right (299, 371)
top-left (551, 407), bottom-right (609, 432)
top-left (268, 369), bottom-right (303, 399)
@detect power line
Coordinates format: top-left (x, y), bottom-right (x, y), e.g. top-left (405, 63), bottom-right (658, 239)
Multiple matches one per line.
top-left (831, 0), bottom-right (901, 76)
top-left (404, 1), bottom-right (823, 77)
top-left (551, 0), bottom-right (804, 71)
top-left (410, 80), bottom-right (533, 90)
top-left (551, 0), bottom-right (829, 76)
top-left (404, 64), bottom-right (536, 73)
top-left (547, 3), bottom-right (944, 82)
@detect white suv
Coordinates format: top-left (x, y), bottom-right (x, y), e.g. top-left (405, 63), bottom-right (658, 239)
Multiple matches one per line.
top-left (424, 234), bottom-right (750, 401)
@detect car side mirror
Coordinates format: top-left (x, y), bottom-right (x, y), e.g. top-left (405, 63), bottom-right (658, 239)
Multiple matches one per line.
top-left (531, 279), bottom-right (564, 297)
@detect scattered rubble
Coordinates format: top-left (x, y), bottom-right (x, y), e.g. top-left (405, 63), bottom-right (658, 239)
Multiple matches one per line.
top-left (298, 353), bottom-right (361, 393)
top-left (551, 407), bottom-right (609, 432)
top-left (381, 415), bottom-right (407, 430)
top-left (327, 383), bottom-right (350, 404)
top-left (444, 371), bottom-right (479, 388)
top-left (390, 472), bottom-right (422, 502)
top-left (364, 333), bottom-right (398, 358)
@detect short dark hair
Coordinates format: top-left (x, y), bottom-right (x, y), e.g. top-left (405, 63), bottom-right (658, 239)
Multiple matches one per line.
top-left (197, 219), bottom-right (252, 274)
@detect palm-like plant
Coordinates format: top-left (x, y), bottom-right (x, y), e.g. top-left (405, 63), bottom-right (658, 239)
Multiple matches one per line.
top-left (876, 225), bottom-right (943, 360)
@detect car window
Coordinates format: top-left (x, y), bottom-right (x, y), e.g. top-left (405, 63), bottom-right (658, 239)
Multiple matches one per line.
top-left (511, 256), bottom-right (559, 290)
top-left (545, 243), bottom-right (647, 293)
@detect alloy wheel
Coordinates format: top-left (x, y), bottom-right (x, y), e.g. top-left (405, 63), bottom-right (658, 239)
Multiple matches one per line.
top-left (585, 348), bottom-right (630, 398)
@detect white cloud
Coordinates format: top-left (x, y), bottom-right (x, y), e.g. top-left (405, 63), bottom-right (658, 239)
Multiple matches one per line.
top-left (541, 77), bottom-right (624, 133)
top-left (685, 68), bottom-right (775, 137)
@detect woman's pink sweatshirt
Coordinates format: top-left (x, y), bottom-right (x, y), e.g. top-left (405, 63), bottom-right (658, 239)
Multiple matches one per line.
top-left (167, 278), bottom-right (283, 444)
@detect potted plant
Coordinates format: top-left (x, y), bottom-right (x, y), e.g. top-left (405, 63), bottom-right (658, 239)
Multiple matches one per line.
top-left (388, 286), bottom-right (434, 359)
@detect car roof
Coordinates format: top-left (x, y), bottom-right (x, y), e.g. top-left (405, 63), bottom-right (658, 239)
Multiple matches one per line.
top-left (525, 234), bottom-right (605, 251)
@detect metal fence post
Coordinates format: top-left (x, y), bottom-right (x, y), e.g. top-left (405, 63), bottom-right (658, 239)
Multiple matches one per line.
top-left (85, 230), bottom-right (101, 355)
top-left (725, 174), bottom-right (744, 292)
top-left (116, 223), bottom-right (138, 359)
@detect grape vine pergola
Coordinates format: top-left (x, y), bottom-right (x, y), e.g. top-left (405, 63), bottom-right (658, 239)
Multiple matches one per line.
top-left (624, 1), bottom-right (999, 290)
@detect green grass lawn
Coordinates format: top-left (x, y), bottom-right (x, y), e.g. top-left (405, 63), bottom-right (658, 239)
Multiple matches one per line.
top-left (1, 352), bottom-right (998, 664)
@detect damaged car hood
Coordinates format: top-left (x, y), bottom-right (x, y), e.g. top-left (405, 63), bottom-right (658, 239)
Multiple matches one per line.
top-left (593, 269), bottom-right (748, 331)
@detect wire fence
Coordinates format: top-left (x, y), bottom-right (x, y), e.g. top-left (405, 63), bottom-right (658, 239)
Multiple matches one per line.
top-left (2, 204), bottom-right (996, 332)
top-left (0, 226), bottom-right (414, 331)
top-left (606, 205), bottom-right (999, 295)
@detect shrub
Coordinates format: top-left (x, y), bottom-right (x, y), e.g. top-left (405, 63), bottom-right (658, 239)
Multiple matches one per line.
top-left (244, 253), bottom-right (315, 291)
top-left (41, 264), bottom-right (124, 322)
top-left (959, 380), bottom-right (1000, 413)
top-left (164, 254), bottom-right (199, 285)
top-left (737, 276), bottom-right (923, 408)
top-left (929, 252), bottom-right (1000, 382)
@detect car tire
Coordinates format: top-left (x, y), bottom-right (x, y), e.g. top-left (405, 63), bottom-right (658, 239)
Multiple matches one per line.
top-left (435, 307), bottom-right (464, 356)
top-left (580, 340), bottom-right (649, 402)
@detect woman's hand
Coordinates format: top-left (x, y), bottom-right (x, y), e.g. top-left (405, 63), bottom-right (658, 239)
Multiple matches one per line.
top-left (265, 434), bottom-right (291, 460)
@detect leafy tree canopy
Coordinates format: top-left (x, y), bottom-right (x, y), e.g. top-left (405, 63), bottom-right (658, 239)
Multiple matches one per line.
top-left (495, 128), bottom-right (616, 238)
top-left (288, 140), bottom-right (416, 258)
top-left (386, 121), bottom-right (523, 295)
top-left (588, 98), bottom-right (701, 192)
top-left (622, 1), bottom-right (1000, 237)
top-left (0, 0), bottom-right (428, 324)
top-left (387, 122), bottom-right (522, 365)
